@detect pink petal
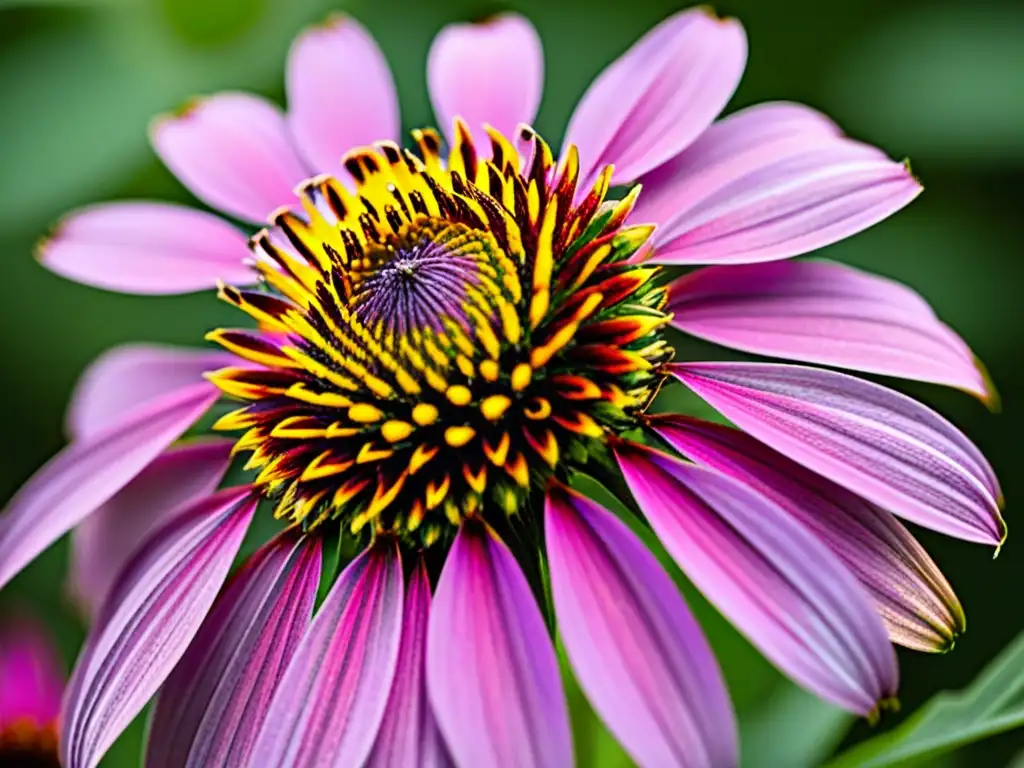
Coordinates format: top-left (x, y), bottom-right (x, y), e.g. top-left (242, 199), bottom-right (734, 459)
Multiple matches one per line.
top-left (150, 92), bottom-right (311, 224)
top-left (60, 488), bottom-right (255, 768)
top-left (68, 438), bottom-right (234, 619)
top-left (667, 260), bottom-right (993, 402)
top-left (147, 534), bottom-right (321, 768)
top-left (0, 383), bottom-right (220, 592)
top-left (651, 415), bottom-right (965, 653)
top-left (249, 539), bottom-right (404, 767)
top-left (615, 440), bottom-right (899, 715)
top-left (630, 101), bottom-right (843, 236)
top-left (66, 344), bottom-right (230, 441)
top-left (670, 362), bottom-right (1004, 545)
top-left (366, 559), bottom-right (450, 768)
top-left (428, 13), bottom-right (543, 143)
top-left (545, 483), bottom-right (737, 768)
top-left (639, 133), bottom-right (921, 265)
top-left (563, 7), bottom-right (747, 187)
top-left (38, 201), bottom-right (253, 295)
top-left (427, 523), bottom-right (572, 768)
top-left (0, 618), bottom-right (64, 728)
top-left (286, 14), bottom-right (399, 174)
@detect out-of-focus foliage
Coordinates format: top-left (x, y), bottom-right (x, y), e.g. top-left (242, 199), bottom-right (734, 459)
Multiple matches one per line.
top-left (1, 0), bottom-right (1021, 766)
top-left (829, 630), bottom-right (1024, 767)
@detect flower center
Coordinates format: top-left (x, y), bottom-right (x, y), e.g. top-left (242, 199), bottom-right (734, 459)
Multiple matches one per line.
top-left (207, 121), bottom-right (671, 548)
top-left (0, 719), bottom-right (61, 768)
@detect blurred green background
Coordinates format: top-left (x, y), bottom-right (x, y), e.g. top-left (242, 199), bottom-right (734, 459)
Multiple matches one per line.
top-left (1, 0), bottom-right (1022, 765)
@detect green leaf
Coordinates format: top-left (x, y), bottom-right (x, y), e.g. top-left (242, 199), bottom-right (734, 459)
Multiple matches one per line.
top-left (742, 683), bottom-right (853, 768)
top-left (827, 630), bottom-right (1024, 767)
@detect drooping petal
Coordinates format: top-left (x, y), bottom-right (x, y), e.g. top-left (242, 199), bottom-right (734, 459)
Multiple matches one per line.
top-left (66, 343), bottom-right (230, 440)
top-left (563, 7), bottom-right (747, 187)
top-left (545, 483), bottom-right (737, 768)
top-left (366, 559), bottom-right (449, 768)
top-left (670, 362), bottom-right (1004, 545)
top-left (0, 619), bottom-right (64, 728)
top-left (150, 92), bottom-right (310, 224)
top-left (146, 534), bottom-right (321, 768)
top-left (286, 14), bottom-right (399, 174)
top-left (60, 488), bottom-right (255, 768)
top-left (427, 522), bottom-right (572, 768)
top-left (666, 260), bottom-right (993, 402)
top-left (651, 414), bottom-right (965, 652)
top-left (249, 539), bottom-right (403, 767)
top-left (38, 202), bottom-right (253, 295)
top-left (0, 383), bottom-right (220, 592)
top-left (615, 440), bottom-right (899, 715)
top-left (68, 438), bottom-right (234, 619)
top-left (638, 131), bottom-right (921, 264)
top-left (428, 13), bottom-right (543, 143)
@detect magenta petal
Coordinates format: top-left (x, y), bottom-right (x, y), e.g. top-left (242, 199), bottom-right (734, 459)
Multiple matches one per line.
top-left (0, 619), bottom-right (64, 728)
top-left (670, 362), bottom-right (1004, 545)
top-left (67, 344), bottom-right (230, 440)
top-left (151, 92), bottom-right (310, 224)
top-left (60, 488), bottom-right (255, 768)
top-left (545, 484), bottom-right (737, 768)
top-left (366, 559), bottom-right (449, 768)
top-left (427, 523), bottom-right (572, 768)
top-left (428, 13), bottom-right (543, 143)
top-left (68, 438), bottom-right (234, 619)
top-left (38, 201), bottom-right (253, 295)
top-left (641, 133), bottom-right (921, 265)
top-left (667, 260), bottom-right (993, 402)
top-left (651, 415), bottom-right (965, 652)
top-left (0, 383), bottom-right (220, 592)
top-left (147, 534), bottom-right (321, 768)
top-left (249, 539), bottom-right (404, 767)
top-left (286, 14), bottom-right (399, 174)
top-left (616, 440), bottom-right (899, 715)
top-left (563, 7), bottom-right (746, 187)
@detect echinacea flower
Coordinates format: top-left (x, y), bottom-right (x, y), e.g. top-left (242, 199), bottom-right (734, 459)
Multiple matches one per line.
top-left (0, 615), bottom-right (64, 767)
top-left (0, 7), bottom-right (1005, 768)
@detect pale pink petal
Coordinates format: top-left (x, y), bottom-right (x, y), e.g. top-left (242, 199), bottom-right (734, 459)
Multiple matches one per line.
top-left (427, 523), bottom-right (572, 768)
top-left (151, 92), bottom-right (310, 224)
top-left (639, 135), bottom-right (921, 264)
top-left (428, 13), bottom-right (543, 143)
top-left (630, 101), bottom-right (843, 234)
top-left (249, 540), bottom-right (403, 767)
top-left (651, 415), bottom-right (965, 653)
top-left (286, 14), bottom-right (399, 174)
top-left (563, 7), bottom-right (747, 187)
top-left (68, 439), bottom-right (234, 619)
top-left (667, 260), bottom-right (993, 402)
top-left (38, 202), bottom-right (253, 295)
top-left (60, 488), bottom-right (255, 768)
top-left (0, 383), bottom-right (220, 592)
top-left (670, 362), bottom-right (1004, 545)
top-left (616, 440), bottom-right (899, 715)
top-left (147, 534), bottom-right (321, 768)
top-left (545, 484), bottom-right (737, 768)
top-left (0, 618), bottom-right (64, 727)
top-left (66, 344), bottom-right (230, 441)
top-left (366, 559), bottom-right (450, 768)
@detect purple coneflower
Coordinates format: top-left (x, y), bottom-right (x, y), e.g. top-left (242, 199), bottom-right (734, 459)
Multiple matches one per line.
top-left (0, 616), bottom-right (64, 767)
top-left (0, 7), bottom-right (1004, 768)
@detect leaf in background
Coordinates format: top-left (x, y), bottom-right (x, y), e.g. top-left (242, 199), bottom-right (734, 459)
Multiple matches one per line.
top-left (827, 630), bottom-right (1024, 767)
top-left (825, 4), bottom-right (1024, 166)
top-left (742, 683), bottom-right (853, 768)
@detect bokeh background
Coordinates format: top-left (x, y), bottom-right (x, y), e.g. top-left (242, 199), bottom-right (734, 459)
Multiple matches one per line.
top-left (1, 0), bottom-right (1022, 765)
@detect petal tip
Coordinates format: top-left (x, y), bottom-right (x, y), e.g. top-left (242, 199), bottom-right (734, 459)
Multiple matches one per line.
top-left (866, 696), bottom-right (900, 725)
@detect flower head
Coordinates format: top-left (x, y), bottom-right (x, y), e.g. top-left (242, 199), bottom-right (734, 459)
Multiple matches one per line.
top-left (0, 616), bottom-right (64, 768)
top-left (0, 7), bottom-right (1004, 768)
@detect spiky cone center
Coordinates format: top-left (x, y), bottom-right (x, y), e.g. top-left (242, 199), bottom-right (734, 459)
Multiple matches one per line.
top-left (207, 120), bottom-right (671, 548)
top-left (0, 718), bottom-right (60, 767)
